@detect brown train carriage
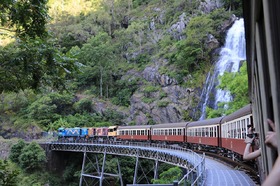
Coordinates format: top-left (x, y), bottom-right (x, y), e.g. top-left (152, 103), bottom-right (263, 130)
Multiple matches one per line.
top-left (220, 104), bottom-right (252, 156)
top-left (117, 125), bottom-right (151, 141)
top-left (186, 117), bottom-right (222, 149)
top-left (150, 122), bottom-right (188, 143)
top-left (96, 127), bottom-right (109, 136)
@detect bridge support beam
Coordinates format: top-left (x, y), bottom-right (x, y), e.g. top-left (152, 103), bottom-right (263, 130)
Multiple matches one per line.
top-left (154, 159), bottom-right (159, 180)
top-left (133, 150), bottom-right (139, 184)
top-left (79, 150), bottom-right (123, 186)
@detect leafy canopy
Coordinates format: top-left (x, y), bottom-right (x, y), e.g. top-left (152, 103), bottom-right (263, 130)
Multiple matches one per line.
top-left (0, 0), bottom-right (49, 38)
top-left (0, 160), bottom-right (19, 186)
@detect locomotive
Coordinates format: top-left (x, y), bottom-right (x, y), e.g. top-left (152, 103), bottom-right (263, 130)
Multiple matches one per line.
top-left (57, 104), bottom-right (253, 160)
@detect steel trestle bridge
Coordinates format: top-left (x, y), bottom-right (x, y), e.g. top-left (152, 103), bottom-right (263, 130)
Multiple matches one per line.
top-left (45, 141), bottom-right (205, 186)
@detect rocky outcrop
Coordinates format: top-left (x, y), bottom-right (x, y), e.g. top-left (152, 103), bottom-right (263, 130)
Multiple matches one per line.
top-left (0, 139), bottom-right (14, 159)
top-left (199, 0), bottom-right (224, 13)
top-left (168, 13), bottom-right (189, 40)
top-left (126, 62), bottom-right (197, 125)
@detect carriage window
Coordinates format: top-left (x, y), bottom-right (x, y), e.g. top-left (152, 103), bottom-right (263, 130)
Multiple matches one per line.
top-left (173, 129), bottom-right (176, 135)
top-left (169, 129), bottom-right (172, 135)
top-left (199, 128), bottom-right (202, 136)
top-left (178, 129), bottom-right (182, 135)
top-left (205, 127), bottom-right (209, 137)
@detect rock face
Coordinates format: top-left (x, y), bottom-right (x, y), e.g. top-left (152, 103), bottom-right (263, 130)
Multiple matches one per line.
top-left (129, 85), bottom-right (195, 125)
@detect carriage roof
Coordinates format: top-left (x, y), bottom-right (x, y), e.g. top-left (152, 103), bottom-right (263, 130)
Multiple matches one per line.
top-left (221, 104), bottom-right (251, 123)
top-left (187, 117), bottom-right (223, 127)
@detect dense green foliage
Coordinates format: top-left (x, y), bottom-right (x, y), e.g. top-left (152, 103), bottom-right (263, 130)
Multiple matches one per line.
top-left (9, 140), bottom-right (46, 172)
top-left (152, 166), bottom-right (182, 184)
top-left (9, 139), bottom-right (26, 164)
top-left (18, 142), bottom-right (47, 171)
top-left (0, 0), bottom-right (79, 92)
top-left (0, 160), bottom-right (19, 186)
top-left (0, 0), bottom-right (49, 38)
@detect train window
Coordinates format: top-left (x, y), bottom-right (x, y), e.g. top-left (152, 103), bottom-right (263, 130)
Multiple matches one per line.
top-left (241, 119), bottom-right (246, 139)
top-left (205, 127), bottom-right (209, 137)
top-left (173, 129), bottom-right (176, 135)
top-left (209, 127), bottom-right (213, 137)
top-left (178, 129), bottom-right (182, 135)
top-left (169, 129), bottom-right (172, 135)
top-left (201, 128), bottom-right (205, 137)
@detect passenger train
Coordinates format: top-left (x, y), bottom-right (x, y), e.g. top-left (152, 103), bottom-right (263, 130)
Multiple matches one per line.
top-left (58, 104), bottom-right (253, 160)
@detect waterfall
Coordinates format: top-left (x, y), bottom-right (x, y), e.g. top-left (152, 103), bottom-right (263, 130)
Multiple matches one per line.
top-left (199, 18), bottom-right (246, 120)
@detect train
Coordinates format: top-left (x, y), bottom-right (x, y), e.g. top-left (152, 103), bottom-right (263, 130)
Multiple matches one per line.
top-left (57, 104), bottom-right (253, 160)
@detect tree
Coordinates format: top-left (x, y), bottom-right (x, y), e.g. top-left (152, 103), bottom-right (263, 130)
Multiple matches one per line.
top-left (18, 142), bottom-right (47, 172)
top-left (152, 167), bottom-right (182, 184)
top-left (172, 14), bottom-right (214, 76)
top-left (0, 0), bottom-right (49, 38)
top-left (0, 160), bottom-right (19, 186)
top-left (0, 38), bottom-right (79, 92)
top-left (78, 32), bottom-right (115, 97)
top-left (0, 1), bottom-right (79, 93)
top-left (9, 140), bottom-right (26, 164)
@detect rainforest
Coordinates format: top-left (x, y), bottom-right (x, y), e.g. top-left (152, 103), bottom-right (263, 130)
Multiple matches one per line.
top-left (0, 0), bottom-right (248, 185)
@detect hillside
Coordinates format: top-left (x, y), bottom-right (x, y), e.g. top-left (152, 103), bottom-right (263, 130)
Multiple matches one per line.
top-left (0, 0), bottom-right (243, 137)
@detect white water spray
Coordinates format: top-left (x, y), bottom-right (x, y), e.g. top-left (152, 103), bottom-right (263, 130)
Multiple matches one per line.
top-left (199, 18), bottom-right (246, 120)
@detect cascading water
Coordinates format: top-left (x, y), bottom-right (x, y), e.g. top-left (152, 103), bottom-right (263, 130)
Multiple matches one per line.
top-left (199, 18), bottom-right (246, 120)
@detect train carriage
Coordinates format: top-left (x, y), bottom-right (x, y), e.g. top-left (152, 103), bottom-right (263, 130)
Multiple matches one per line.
top-left (96, 127), bottom-right (109, 137)
top-left (220, 104), bottom-right (252, 157)
top-left (186, 117), bottom-right (222, 151)
top-left (150, 122), bottom-right (188, 143)
top-left (117, 125), bottom-right (151, 141)
top-left (108, 126), bottom-right (118, 138)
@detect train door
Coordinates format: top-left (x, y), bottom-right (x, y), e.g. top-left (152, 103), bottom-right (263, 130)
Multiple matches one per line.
top-left (217, 125), bottom-right (221, 148)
